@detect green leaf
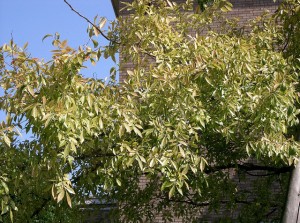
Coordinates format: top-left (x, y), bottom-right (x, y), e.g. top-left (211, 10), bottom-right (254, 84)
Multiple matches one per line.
top-left (119, 125), bottom-right (125, 138)
top-left (23, 42), bottom-right (29, 49)
top-left (177, 186), bottom-right (183, 196)
top-left (10, 201), bottom-right (17, 211)
top-left (161, 181), bottom-right (173, 190)
top-left (123, 123), bottom-right (131, 132)
top-left (220, 0), bottom-right (233, 12)
top-left (116, 178), bottom-right (122, 186)
top-left (42, 34), bottom-right (52, 42)
top-left (1, 181), bottom-right (9, 194)
top-left (9, 210), bottom-right (13, 223)
top-left (137, 158), bottom-right (143, 170)
top-left (1, 204), bottom-right (9, 215)
top-left (169, 185), bottom-right (175, 199)
top-left (149, 158), bottom-right (156, 167)
top-left (92, 39), bottom-right (98, 48)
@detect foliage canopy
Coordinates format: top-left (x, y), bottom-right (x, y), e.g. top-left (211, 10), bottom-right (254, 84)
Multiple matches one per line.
top-left (0, 0), bottom-right (299, 222)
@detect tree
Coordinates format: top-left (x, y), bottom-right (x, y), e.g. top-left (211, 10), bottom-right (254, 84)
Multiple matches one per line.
top-left (0, 0), bottom-right (299, 222)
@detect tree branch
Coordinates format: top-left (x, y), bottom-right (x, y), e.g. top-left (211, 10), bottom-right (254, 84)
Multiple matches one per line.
top-left (205, 163), bottom-right (292, 175)
top-left (30, 197), bottom-right (51, 219)
top-left (158, 195), bottom-right (252, 207)
top-left (63, 0), bottom-right (117, 43)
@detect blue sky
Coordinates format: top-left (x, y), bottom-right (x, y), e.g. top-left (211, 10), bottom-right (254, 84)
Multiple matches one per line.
top-left (0, 0), bottom-right (117, 122)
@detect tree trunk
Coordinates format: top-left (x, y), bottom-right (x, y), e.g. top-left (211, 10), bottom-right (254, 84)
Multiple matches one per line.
top-left (282, 161), bottom-right (300, 222)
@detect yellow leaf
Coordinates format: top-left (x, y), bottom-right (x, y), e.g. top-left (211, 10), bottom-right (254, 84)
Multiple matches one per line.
top-left (57, 190), bottom-right (65, 203)
top-left (133, 126), bottom-right (142, 137)
top-left (42, 96), bottom-right (47, 105)
top-left (3, 134), bottom-right (11, 146)
top-left (179, 147), bottom-right (185, 158)
top-left (99, 118), bottom-right (103, 129)
top-left (99, 17), bottom-right (107, 29)
top-left (93, 27), bottom-right (100, 37)
top-left (66, 192), bottom-right (72, 208)
top-left (27, 86), bottom-right (35, 97)
top-left (65, 186), bottom-right (75, 194)
top-left (200, 157), bottom-right (207, 172)
top-left (51, 185), bottom-right (57, 199)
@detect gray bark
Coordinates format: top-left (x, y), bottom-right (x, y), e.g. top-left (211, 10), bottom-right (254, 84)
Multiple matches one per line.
top-left (282, 161), bottom-right (300, 223)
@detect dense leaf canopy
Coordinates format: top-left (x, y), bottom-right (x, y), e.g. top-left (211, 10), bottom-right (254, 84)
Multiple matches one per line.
top-left (0, 0), bottom-right (299, 222)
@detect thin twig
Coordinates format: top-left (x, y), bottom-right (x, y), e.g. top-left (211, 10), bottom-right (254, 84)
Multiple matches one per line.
top-left (244, 171), bottom-right (277, 177)
top-left (265, 207), bottom-right (278, 218)
top-left (10, 32), bottom-right (18, 72)
top-left (158, 194), bottom-right (252, 207)
top-left (63, 0), bottom-right (117, 43)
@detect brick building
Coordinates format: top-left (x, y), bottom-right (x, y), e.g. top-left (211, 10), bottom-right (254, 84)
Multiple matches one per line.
top-left (105, 0), bottom-right (285, 222)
